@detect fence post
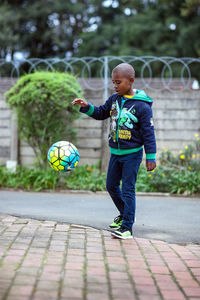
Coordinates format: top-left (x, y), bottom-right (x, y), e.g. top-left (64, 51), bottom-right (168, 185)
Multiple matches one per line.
top-left (101, 56), bottom-right (110, 173)
top-left (6, 111), bottom-right (18, 172)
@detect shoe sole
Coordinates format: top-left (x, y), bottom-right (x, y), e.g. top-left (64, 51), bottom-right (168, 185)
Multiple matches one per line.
top-left (111, 231), bottom-right (133, 239)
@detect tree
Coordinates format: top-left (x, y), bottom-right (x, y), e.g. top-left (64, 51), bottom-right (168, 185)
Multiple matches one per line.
top-left (0, 2), bottom-right (21, 59)
top-left (0, 0), bottom-right (199, 59)
top-left (0, 0), bottom-right (90, 59)
top-left (78, 0), bottom-right (200, 58)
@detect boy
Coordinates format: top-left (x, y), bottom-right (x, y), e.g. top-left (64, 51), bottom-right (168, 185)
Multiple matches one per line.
top-left (72, 63), bottom-right (156, 239)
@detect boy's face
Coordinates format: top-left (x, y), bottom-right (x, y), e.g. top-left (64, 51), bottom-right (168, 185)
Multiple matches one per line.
top-left (112, 71), bottom-right (134, 96)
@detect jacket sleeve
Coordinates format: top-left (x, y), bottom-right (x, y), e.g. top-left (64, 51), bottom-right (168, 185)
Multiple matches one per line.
top-left (139, 103), bottom-right (157, 160)
top-left (80, 96), bottom-right (112, 120)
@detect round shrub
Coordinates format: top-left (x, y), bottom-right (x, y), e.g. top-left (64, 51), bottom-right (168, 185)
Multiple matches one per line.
top-left (6, 72), bottom-right (83, 167)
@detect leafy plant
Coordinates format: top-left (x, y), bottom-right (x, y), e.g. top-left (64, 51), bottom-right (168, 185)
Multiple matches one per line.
top-left (63, 163), bottom-right (106, 192)
top-left (0, 162), bottom-right (106, 192)
top-left (5, 71), bottom-right (83, 167)
top-left (0, 137), bottom-right (199, 195)
top-left (136, 135), bottom-right (200, 195)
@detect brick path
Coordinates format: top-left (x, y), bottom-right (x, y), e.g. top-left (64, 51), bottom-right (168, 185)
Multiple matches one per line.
top-left (0, 214), bottom-right (200, 300)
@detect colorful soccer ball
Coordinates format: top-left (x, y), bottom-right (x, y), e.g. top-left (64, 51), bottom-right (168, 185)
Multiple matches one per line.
top-left (47, 141), bottom-right (79, 172)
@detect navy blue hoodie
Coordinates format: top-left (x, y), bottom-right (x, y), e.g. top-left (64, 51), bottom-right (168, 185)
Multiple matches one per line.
top-left (80, 89), bottom-right (156, 161)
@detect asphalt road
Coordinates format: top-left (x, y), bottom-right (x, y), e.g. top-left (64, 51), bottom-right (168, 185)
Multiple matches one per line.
top-left (0, 190), bottom-right (199, 244)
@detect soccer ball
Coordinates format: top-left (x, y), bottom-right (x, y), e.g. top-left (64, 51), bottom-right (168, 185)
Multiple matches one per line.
top-left (47, 141), bottom-right (79, 172)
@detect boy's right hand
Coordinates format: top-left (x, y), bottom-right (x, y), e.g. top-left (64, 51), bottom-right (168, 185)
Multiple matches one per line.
top-left (72, 98), bottom-right (88, 107)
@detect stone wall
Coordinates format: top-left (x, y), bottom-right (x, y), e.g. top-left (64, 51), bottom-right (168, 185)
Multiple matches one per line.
top-left (148, 90), bottom-right (200, 153)
top-left (0, 78), bottom-right (199, 169)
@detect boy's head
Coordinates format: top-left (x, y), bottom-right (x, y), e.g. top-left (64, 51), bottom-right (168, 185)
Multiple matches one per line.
top-left (112, 63), bottom-right (135, 96)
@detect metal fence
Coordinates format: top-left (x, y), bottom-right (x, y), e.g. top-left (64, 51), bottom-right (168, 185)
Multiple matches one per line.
top-left (0, 56), bottom-right (199, 100)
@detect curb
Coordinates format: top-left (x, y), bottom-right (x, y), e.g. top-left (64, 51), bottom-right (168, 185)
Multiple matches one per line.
top-left (0, 188), bottom-right (200, 198)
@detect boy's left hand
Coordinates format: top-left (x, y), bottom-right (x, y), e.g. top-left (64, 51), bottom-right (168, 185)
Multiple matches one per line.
top-left (146, 161), bottom-right (156, 172)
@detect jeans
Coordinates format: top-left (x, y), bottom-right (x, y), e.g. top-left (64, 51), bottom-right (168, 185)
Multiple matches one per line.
top-left (106, 149), bottom-right (143, 231)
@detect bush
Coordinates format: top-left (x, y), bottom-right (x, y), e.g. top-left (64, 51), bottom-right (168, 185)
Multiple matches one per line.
top-left (0, 136), bottom-right (199, 195)
top-left (136, 135), bottom-right (200, 195)
top-left (5, 71), bottom-right (83, 167)
top-left (64, 164), bottom-right (106, 192)
top-left (0, 163), bottom-right (106, 192)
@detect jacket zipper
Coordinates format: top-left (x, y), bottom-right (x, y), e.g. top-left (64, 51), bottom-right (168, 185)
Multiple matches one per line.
top-left (116, 98), bottom-right (126, 149)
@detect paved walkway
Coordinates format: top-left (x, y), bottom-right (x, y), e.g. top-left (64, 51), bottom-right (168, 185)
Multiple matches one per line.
top-left (0, 215), bottom-right (200, 300)
top-left (1, 190), bottom-right (200, 244)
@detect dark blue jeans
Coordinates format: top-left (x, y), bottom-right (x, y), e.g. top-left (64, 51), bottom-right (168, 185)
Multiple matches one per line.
top-left (106, 149), bottom-right (143, 231)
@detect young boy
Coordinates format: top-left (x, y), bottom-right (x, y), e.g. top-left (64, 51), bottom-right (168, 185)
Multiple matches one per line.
top-left (72, 63), bottom-right (156, 239)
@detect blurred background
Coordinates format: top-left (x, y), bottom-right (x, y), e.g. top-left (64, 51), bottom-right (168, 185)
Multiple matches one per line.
top-left (0, 0), bottom-right (199, 60)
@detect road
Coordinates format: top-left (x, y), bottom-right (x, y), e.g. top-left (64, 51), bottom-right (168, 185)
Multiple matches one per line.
top-left (0, 190), bottom-right (199, 244)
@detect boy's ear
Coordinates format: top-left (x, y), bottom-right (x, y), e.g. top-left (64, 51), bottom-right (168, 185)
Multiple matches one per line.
top-left (130, 77), bottom-right (134, 84)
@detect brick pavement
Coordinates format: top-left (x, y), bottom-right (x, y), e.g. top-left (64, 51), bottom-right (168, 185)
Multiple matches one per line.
top-left (0, 214), bottom-right (200, 300)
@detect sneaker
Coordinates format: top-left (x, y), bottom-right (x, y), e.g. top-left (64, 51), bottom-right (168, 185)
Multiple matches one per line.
top-left (109, 215), bottom-right (123, 229)
top-left (111, 226), bottom-right (133, 239)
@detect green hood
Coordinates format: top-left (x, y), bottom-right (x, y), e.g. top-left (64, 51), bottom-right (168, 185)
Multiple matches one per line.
top-left (124, 89), bottom-right (153, 105)
top-left (134, 89), bottom-right (153, 103)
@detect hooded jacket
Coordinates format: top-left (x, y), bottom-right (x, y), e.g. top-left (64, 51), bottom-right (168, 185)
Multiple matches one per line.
top-left (80, 89), bottom-right (156, 160)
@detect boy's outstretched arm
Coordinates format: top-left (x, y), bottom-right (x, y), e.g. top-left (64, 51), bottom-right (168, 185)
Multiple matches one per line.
top-left (73, 95), bottom-right (112, 120)
top-left (146, 161), bottom-right (156, 172)
top-left (72, 98), bottom-right (88, 107)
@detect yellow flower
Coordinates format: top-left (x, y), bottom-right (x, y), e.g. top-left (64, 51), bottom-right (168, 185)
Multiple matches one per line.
top-left (192, 154), bottom-right (196, 158)
top-left (180, 154), bottom-right (185, 159)
top-left (195, 133), bottom-right (199, 137)
top-left (185, 146), bottom-right (188, 150)
top-left (162, 173), bottom-right (165, 177)
top-left (188, 166), bottom-right (192, 170)
top-left (87, 166), bottom-right (93, 172)
top-left (151, 170), bottom-right (155, 172)
top-left (149, 174), bottom-right (152, 177)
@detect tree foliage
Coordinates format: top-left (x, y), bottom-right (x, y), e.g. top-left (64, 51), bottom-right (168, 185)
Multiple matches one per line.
top-left (5, 72), bottom-right (83, 166)
top-left (78, 0), bottom-right (200, 58)
top-left (0, 0), bottom-right (199, 59)
top-left (0, 0), bottom-right (90, 58)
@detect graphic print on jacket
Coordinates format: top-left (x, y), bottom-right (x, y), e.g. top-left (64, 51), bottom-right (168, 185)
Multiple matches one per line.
top-left (109, 100), bottom-right (138, 142)
top-left (80, 89), bottom-right (156, 156)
